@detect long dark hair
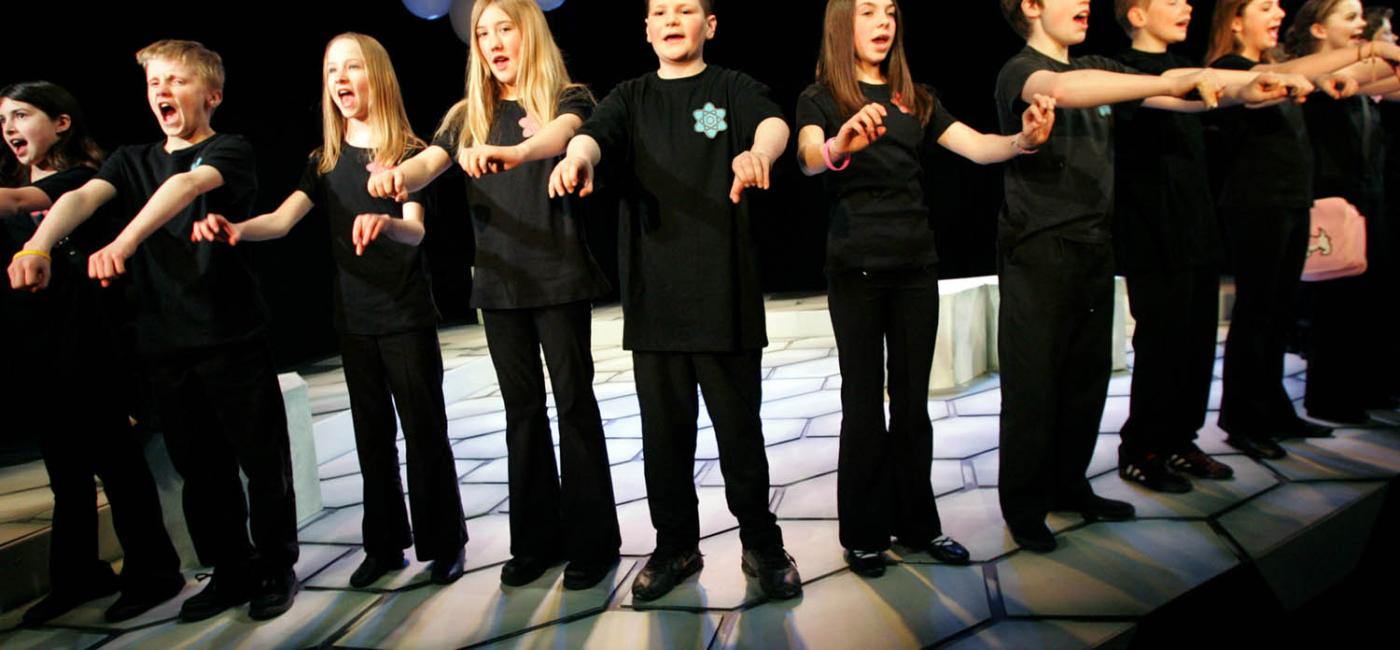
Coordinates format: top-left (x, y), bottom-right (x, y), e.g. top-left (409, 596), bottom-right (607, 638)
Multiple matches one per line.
top-left (1283, 0), bottom-right (1351, 58)
top-left (815, 0), bottom-right (933, 126)
top-left (0, 81), bottom-right (103, 186)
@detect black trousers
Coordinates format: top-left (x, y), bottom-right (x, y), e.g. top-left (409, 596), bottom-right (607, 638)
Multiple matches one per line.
top-left (24, 278), bottom-right (180, 590)
top-left (1119, 266), bottom-right (1220, 459)
top-left (482, 303), bottom-right (620, 562)
top-left (146, 340), bottom-right (299, 571)
top-left (633, 349), bottom-right (783, 552)
top-left (828, 265), bottom-right (943, 551)
top-left (1219, 206), bottom-right (1310, 437)
top-left (997, 233), bottom-right (1115, 525)
top-left (341, 329), bottom-right (467, 561)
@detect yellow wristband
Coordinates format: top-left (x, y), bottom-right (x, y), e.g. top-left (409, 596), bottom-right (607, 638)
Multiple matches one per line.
top-left (12, 250), bottom-right (52, 263)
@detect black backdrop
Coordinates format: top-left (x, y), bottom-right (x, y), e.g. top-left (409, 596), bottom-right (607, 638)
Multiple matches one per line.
top-left (2, 0), bottom-right (1344, 367)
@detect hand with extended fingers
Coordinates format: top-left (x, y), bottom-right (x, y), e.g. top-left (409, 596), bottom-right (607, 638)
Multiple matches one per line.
top-left (351, 214), bottom-right (394, 256)
top-left (1018, 94), bottom-right (1056, 152)
top-left (548, 156), bottom-right (594, 199)
top-left (190, 213), bottom-right (241, 245)
top-left (458, 144), bottom-right (526, 179)
top-left (728, 150), bottom-right (773, 204)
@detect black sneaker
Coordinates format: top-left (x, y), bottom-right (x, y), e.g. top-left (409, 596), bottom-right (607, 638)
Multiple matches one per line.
top-left (1167, 445), bottom-right (1235, 480)
top-left (740, 547), bottom-right (802, 600)
top-left (1119, 454), bottom-right (1192, 494)
top-left (106, 572), bottom-right (186, 622)
top-left (632, 547), bottom-right (703, 602)
top-left (500, 555), bottom-right (562, 587)
top-left (179, 570), bottom-right (254, 623)
top-left (349, 553), bottom-right (407, 588)
top-left (843, 549), bottom-right (887, 577)
top-left (248, 568), bottom-right (298, 621)
top-left (1225, 435), bottom-right (1286, 460)
top-left (1278, 418), bottom-right (1335, 439)
top-left (22, 567), bottom-right (120, 627)
top-left (563, 555), bottom-right (620, 591)
top-left (1052, 494), bottom-right (1135, 521)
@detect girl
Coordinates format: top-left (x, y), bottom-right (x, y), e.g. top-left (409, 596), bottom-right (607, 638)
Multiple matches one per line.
top-left (366, 0), bottom-right (620, 591)
top-left (794, 0), bottom-right (1054, 576)
top-left (191, 33), bottom-right (468, 587)
top-left (1, 81), bottom-right (183, 624)
top-left (1285, 0), bottom-right (1396, 423)
top-left (1204, 0), bottom-right (1400, 458)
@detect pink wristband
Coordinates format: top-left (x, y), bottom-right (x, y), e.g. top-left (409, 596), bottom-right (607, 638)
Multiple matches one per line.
top-left (822, 138), bottom-right (851, 172)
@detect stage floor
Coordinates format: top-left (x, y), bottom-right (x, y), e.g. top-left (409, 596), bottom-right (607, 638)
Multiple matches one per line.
top-left (2, 297), bottom-right (1397, 649)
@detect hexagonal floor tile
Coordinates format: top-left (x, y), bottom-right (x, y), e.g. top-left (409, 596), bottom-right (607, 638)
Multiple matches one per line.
top-left (806, 412), bottom-right (841, 437)
top-left (1088, 455), bottom-right (1278, 518)
top-left (448, 412), bottom-right (507, 439)
top-left (605, 415), bottom-right (643, 439)
top-left (597, 395), bottom-right (642, 420)
top-left (1217, 481), bottom-right (1386, 561)
top-left (298, 506), bottom-right (366, 544)
top-left (445, 396), bottom-right (507, 420)
top-left (333, 559), bottom-right (634, 649)
top-left (702, 438), bottom-right (839, 487)
top-left (761, 390), bottom-right (844, 419)
top-left (775, 461), bottom-right (966, 520)
top-left (0, 628), bottom-right (108, 650)
top-left (969, 435), bottom-right (1119, 487)
top-left (1106, 372), bottom-right (1133, 397)
top-left (718, 564), bottom-right (989, 650)
top-left (950, 389), bottom-right (1001, 417)
top-left (689, 419), bottom-right (806, 460)
top-left (768, 355), bottom-right (842, 379)
top-left (452, 432), bottom-right (507, 460)
top-left (0, 462), bottom-right (49, 497)
top-left (762, 378), bottom-right (829, 400)
top-left (1100, 396), bottom-right (1129, 433)
top-left (622, 520), bottom-right (848, 611)
top-left (934, 416), bottom-right (1000, 459)
top-left (615, 487), bottom-right (759, 555)
top-left (1265, 433), bottom-right (1400, 481)
top-left (892, 489), bottom-right (1083, 563)
top-left (762, 348), bottom-right (834, 369)
top-left (473, 610), bottom-right (722, 650)
top-left (941, 620), bottom-right (1135, 650)
top-left (996, 520), bottom-right (1238, 617)
top-left (97, 589), bottom-right (377, 650)
top-left (458, 483), bottom-right (511, 518)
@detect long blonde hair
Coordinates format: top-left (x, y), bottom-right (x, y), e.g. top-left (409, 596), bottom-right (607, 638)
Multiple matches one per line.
top-left (318, 33), bottom-right (424, 175)
top-left (435, 0), bottom-right (587, 150)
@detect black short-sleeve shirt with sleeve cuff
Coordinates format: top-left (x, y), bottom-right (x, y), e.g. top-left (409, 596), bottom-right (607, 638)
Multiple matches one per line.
top-left (6, 167), bottom-right (118, 263)
top-left (93, 133), bottom-right (269, 357)
top-left (576, 66), bottom-right (782, 353)
top-left (1207, 54), bottom-right (1313, 210)
top-left (1111, 48), bottom-right (1222, 273)
top-left (995, 47), bottom-right (1131, 247)
top-left (432, 87), bottom-right (610, 310)
top-left (296, 145), bottom-right (439, 336)
top-left (795, 82), bottom-right (957, 272)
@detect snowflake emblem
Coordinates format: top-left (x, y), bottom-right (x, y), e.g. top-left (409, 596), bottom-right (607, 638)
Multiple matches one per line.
top-left (693, 102), bottom-right (728, 139)
top-left (519, 116), bottom-right (540, 138)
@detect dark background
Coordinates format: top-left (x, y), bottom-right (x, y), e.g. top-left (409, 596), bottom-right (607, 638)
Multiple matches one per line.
top-left (0, 0), bottom-right (1358, 367)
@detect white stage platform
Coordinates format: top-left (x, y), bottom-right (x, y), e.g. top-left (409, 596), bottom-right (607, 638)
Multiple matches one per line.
top-left (1, 287), bottom-right (1396, 649)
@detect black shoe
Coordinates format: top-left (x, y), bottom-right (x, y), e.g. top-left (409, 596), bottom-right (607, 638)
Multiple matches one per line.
top-left (563, 555), bottom-right (620, 590)
top-left (1053, 494), bottom-right (1135, 522)
top-left (632, 547), bottom-right (703, 602)
top-left (21, 571), bottom-right (120, 627)
top-left (1167, 444), bottom-right (1235, 480)
top-left (349, 553), bottom-right (407, 588)
top-left (500, 555), bottom-right (561, 587)
top-left (843, 549), bottom-right (887, 577)
top-left (1225, 435), bottom-right (1287, 460)
top-left (1119, 454), bottom-right (1192, 494)
top-left (1279, 418), bottom-right (1335, 439)
top-left (179, 570), bottom-right (254, 623)
top-left (248, 568), bottom-right (298, 621)
top-left (740, 547), bottom-right (803, 600)
top-left (105, 572), bottom-right (185, 622)
top-left (1007, 519), bottom-right (1057, 553)
top-left (1303, 405), bottom-right (1368, 426)
top-left (430, 548), bottom-right (466, 585)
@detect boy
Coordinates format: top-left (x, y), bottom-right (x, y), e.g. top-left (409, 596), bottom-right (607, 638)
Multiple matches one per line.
top-left (993, 0), bottom-right (1292, 552)
top-left (549, 0), bottom-right (800, 601)
top-left (8, 40), bottom-right (299, 621)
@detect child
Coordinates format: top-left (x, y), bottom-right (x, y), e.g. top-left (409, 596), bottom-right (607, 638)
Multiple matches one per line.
top-left (367, 0), bottom-right (621, 591)
top-left (192, 33), bottom-right (468, 588)
top-left (994, 0), bottom-right (1291, 552)
top-left (1284, 0), bottom-right (1398, 424)
top-left (1204, 0), bottom-right (1400, 458)
top-left (794, 0), bottom-right (1055, 577)
top-left (7, 40), bottom-right (300, 621)
top-left (549, 0), bottom-right (801, 601)
top-left (1, 81), bottom-right (184, 625)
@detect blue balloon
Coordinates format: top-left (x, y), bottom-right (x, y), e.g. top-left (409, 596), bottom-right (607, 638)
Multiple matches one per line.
top-left (449, 0), bottom-right (477, 43)
top-left (403, 0), bottom-right (453, 20)
top-left (537, 0), bottom-right (565, 10)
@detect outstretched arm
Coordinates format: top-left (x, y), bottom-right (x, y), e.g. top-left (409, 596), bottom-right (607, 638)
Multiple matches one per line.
top-left (938, 95), bottom-right (1056, 165)
top-left (191, 191), bottom-right (315, 245)
top-left (548, 134), bottom-right (604, 199)
top-left (459, 113), bottom-right (586, 178)
top-left (367, 146), bottom-right (454, 202)
top-left (87, 165), bottom-right (224, 286)
top-left (8, 179), bottom-right (116, 291)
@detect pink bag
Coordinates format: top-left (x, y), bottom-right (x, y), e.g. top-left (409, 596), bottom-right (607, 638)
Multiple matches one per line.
top-left (1302, 197), bottom-right (1367, 282)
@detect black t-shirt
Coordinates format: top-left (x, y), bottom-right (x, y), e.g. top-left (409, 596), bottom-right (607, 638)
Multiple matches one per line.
top-left (296, 145), bottom-right (439, 335)
top-left (795, 82), bottom-right (957, 272)
top-left (996, 47), bottom-right (1130, 247)
top-left (1303, 95), bottom-right (1384, 211)
top-left (94, 133), bottom-right (269, 356)
top-left (1207, 54), bottom-right (1314, 209)
top-left (577, 65), bottom-right (782, 352)
top-left (432, 88), bottom-right (610, 310)
top-left (1111, 49), bottom-right (1222, 273)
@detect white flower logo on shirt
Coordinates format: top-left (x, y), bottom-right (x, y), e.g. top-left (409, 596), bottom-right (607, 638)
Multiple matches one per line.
top-left (693, 102), bottom-right (728, 139)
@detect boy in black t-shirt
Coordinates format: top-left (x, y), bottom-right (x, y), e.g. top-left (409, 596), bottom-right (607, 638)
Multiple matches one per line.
top-left (549, 0), bottom-right (801, 602)
top-left (993, 0), bottom-right (1289, 553)
top-left (8, 40), bottom-right (299, 622)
